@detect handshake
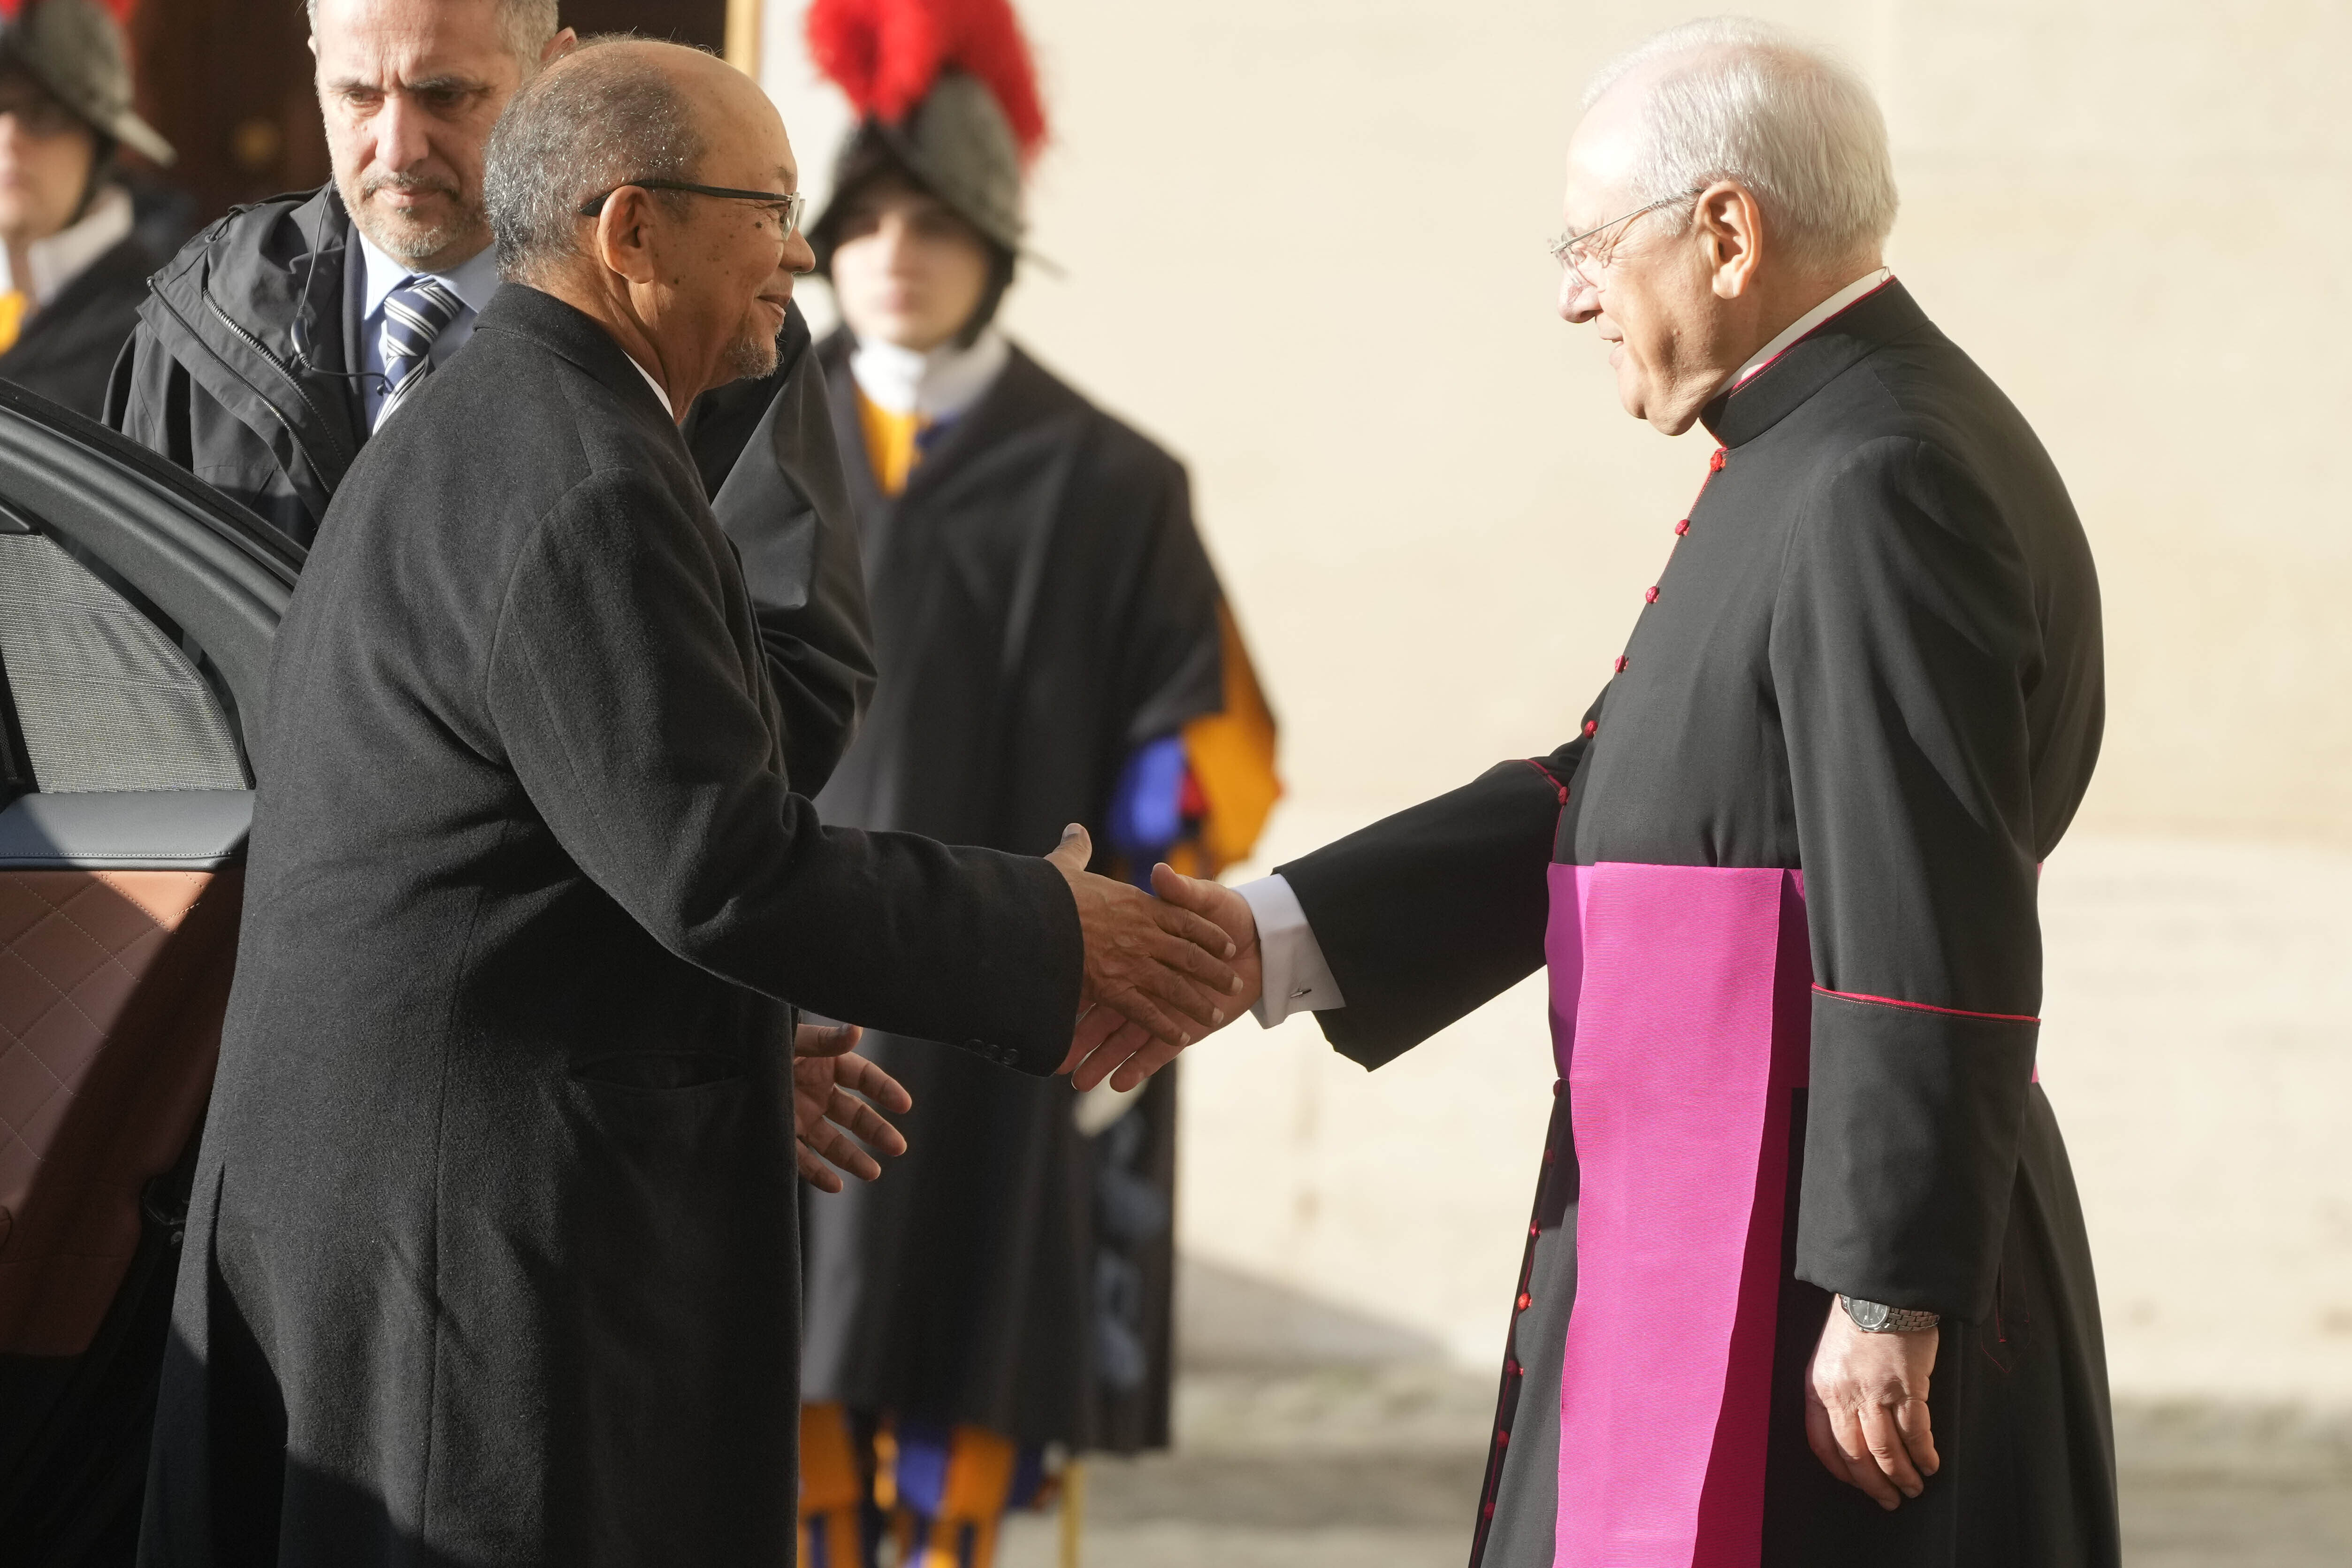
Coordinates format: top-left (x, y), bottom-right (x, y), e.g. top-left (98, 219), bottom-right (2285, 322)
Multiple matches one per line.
top-left (793, 822), bottom-right (1264, 1189)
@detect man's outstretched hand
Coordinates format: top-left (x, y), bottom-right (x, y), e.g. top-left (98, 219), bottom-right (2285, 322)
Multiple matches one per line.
top-left (1064, 859), bottom-right (1264, 1091)
top-left (1046, 825), bottom-right (1244, 1088)
top-left (793, 1021), bottom-right (913, 1192)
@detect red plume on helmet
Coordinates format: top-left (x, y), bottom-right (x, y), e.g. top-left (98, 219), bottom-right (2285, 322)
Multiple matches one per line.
top-left (0, 0), bottom-right (142, 20)
top-left (806, 0), bottom-right (1047, 163)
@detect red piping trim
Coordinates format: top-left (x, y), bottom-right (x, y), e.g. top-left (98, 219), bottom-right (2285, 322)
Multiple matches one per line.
top-left (1728, 276), bottom-right (1899, 398)
top-left (1520, 758), bottom-right (1569, 806)
top-left (1812, 985), bottom-right (2038, 1025)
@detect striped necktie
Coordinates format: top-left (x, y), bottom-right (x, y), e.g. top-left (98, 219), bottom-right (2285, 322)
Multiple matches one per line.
top-left (376, 275), bottom-right (464, 426)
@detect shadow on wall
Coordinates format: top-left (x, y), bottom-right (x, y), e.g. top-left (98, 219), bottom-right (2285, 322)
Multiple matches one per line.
top-left (1176, 1254), bottom-right (1450, 1371)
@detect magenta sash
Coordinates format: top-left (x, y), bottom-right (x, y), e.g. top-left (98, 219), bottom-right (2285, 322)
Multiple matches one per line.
top-left (1546, 863), bottom-right (1811, 1568)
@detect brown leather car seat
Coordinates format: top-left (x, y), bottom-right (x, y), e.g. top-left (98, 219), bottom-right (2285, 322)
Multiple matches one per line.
top-left (0, 864), bottom-right (241, 1355)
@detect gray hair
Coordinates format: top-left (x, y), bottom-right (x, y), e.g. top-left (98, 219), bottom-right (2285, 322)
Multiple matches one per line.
top-left (305, 0), bottom-right (561, 68)
top-left (484, 37), bottom-right (708, 284)
top-left (1583, 16), bottom-right (1897, 270)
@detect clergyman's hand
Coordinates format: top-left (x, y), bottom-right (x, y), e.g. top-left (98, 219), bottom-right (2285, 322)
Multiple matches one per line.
top-left (1804, 1295), bottom-right (1940, 1509)
top-left (1044, 824), bottom-right (1240, 1086)
top-left (1068, 864), bottom-right (1263, 1091)
top-left (792, 1021), bottom-right (913, 1193)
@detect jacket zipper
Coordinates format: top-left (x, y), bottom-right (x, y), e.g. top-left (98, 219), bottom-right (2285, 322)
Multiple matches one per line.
top-left (189, 287), bottom-right (356, 474)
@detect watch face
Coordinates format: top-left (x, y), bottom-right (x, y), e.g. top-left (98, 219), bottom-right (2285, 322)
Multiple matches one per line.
top-left (1848, 1296), bottom-right (1891, 1331)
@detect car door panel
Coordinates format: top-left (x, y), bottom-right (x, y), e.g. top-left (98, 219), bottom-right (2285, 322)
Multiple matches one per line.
top-left (0, 383), bottom-right (292, 1563)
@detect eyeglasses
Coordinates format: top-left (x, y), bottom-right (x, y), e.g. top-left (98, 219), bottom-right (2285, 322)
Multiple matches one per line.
top-left (1548, 189), bottom-right (1700, 293)
top-left (577, 180), bottom-right (808, 239)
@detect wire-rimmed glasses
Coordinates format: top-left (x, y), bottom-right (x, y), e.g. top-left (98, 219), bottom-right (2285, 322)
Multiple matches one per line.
top-left (1548, 189), bottom-right (1701, 293)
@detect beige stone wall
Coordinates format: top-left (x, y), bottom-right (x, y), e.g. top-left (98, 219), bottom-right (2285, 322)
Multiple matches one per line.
top-left (758, 3), bottom-right (2352, 1397)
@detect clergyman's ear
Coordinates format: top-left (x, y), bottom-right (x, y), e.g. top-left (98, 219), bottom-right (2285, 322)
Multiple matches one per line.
top-left (1701, 181), bottom-right (1763, 300)
top-left (542, 28), bottom-right (578, 67)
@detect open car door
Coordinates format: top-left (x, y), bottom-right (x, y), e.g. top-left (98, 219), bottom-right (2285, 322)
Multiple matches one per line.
top-left (0, 382), bottom-right (299, 1564)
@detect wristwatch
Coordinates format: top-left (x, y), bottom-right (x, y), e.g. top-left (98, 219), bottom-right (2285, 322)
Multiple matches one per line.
top-left (1841, 1294), bottom-right (1940, 1334)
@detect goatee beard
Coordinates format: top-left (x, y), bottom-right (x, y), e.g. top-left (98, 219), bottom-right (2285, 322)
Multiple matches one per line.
top-left (721, 324), bottom-right (781, 383)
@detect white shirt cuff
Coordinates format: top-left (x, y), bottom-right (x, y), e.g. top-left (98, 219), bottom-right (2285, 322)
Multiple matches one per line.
top-left (1237, 873), bottom-right (1346, 1027)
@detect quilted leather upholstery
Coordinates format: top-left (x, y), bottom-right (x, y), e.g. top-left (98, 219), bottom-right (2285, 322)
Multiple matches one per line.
top-left (0, 868), bottom-right (241, 1356)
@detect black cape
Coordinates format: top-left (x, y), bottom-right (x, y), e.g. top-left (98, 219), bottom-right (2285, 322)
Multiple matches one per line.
top-left (138, 286), bottom-right (1082, 1567)
top-left (0, 229), bottom-right (156, 420)
top-left (1280, 283), bottom-right (2117, 1566)
top-left (798, 335), bottom-right (1226, 1452)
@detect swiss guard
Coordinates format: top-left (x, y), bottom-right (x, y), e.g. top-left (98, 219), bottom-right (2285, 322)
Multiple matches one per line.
top-left (792, 1), bottom-right (1282, 1564)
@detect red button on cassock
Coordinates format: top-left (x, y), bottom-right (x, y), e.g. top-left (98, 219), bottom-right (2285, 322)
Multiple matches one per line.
top-left (1530, 1222), bottom-right (1541, 1237)
top-left (1582, 719), bottom-right (1597, 737)
top-left (1710, 447), bottom-right (1727, 471)
top-left (1675, 519), bottom-right (1690, 535)
top-left (1505, 1359), bottom-right (1522, 1377)
top-left (1483, 1502), bottom-right (1496, 1520)
top-left (1517, 1292), bottom-right (1532, 1312)
top-left (1613, 656), bottom-right (1628, 673)
top-left (1644, 586), bottom-right (1660, 604)
top-left (1497, 1429), bottom-right (1510, 1446)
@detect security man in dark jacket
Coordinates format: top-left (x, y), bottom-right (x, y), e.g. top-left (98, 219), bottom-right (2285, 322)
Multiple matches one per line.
top-left (103, 0), bottom-right (874, 789)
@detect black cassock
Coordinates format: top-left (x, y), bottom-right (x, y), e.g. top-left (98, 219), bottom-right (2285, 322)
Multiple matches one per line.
top-left (797, 337), bottom-right (1226, 1453)
top-left (1279, 283), bottom-right (2118, 1566)
top-left (138, 286), bottom-right (1082, 1567)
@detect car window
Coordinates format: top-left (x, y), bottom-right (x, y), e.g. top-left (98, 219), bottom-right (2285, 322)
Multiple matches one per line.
top-left (0, 529), bottom-right (248, 794)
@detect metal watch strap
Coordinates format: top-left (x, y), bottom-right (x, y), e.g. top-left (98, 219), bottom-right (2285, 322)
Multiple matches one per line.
top-left (1841, 1294), bottom-right (1940, 1333)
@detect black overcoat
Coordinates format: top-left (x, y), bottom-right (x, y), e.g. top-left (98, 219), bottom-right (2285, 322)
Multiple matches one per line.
top-left (798, 336), bottom-right (1224, 1452)
top-left (1279, 283), bottom-right (2117, 1566)
top-left (137, 285), bottom-right (1082, 1568)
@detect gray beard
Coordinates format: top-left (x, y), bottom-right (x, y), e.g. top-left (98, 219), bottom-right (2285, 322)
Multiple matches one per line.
top-left (344, 175), bottom-right (487, 269)
top-left (720, 322), bottom-right (780, 383)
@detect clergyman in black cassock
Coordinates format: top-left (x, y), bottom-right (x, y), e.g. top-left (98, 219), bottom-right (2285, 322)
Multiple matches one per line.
top-left (1244, 277), bottom-right (2115, 1567)
top-left (1154, 33), bottom-right (2120, 1565)
top-left (137, 40), bottom-right (1238, 1568)
top-left (1147, 21), bottom-right (2126, 1560)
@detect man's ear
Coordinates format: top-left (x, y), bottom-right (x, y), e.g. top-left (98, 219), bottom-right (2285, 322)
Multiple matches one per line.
top-left (1699, 180), bottom-right (1764, 300)
top-left (592, 188), bottom-right (664, 288)
top-left (542, 28), bottom-right (579, 67)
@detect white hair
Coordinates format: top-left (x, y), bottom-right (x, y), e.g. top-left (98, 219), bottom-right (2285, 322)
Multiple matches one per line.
top-left (1583, 16), bottom-right (1897, 269)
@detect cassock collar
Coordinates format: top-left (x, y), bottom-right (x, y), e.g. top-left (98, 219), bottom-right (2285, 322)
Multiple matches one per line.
top-left (1700, 278), bottom-right (1929, 448)
top-left (472, 283), bottom-right (680, 429)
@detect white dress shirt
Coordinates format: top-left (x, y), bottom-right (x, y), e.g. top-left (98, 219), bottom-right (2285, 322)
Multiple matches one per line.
top-left (1239, 267), bottom-right (1897, 1030)
top-left (626, 355), bottom-right (675, 419)
top-left (352, 230), bottom-right (504, 431)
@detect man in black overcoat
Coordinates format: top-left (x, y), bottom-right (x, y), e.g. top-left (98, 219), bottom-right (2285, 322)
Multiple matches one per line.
top-left (1139, 18), bottom-right (2119, 1568)
top-left (138, 39), bottom-right (1241, 1568)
